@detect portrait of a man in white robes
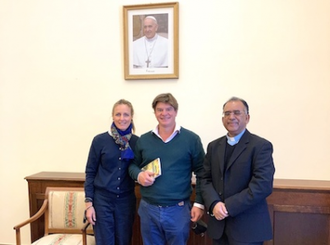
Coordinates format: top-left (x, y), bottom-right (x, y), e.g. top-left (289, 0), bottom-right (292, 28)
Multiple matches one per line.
top-left (132, 15), bottom-right (169, 69)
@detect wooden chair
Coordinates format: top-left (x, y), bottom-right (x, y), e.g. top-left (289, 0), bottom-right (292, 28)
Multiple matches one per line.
top-left (14, 187), bottom-right (95, 245)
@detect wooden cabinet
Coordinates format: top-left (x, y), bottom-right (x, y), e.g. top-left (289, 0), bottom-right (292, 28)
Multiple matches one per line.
top-left (265, 179), bottom-right (330, 245)
top-left (25, 172), bottom-right (86, 242)
top-left (25, 172), bottom-right (330, 245)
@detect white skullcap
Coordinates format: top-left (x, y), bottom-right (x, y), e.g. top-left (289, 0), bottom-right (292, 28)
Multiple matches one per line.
top-left (145, 16), bottom-right (157, 24)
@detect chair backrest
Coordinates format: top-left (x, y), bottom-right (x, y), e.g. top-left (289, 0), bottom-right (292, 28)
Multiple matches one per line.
top-left (44, 187), bottom-right (93, 235)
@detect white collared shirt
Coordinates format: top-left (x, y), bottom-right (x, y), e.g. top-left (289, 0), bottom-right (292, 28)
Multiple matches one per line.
top-left (152, 124), bottom-right (181, 143)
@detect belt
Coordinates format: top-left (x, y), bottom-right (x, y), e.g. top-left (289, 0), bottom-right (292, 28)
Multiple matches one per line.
top-left (157, 200), bottom-right (185, 208)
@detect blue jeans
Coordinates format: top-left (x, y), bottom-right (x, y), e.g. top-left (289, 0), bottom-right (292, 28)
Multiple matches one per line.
top-left (138, 199), bottom-right (191, 245)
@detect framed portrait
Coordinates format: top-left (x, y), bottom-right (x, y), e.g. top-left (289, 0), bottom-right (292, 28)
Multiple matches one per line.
top-left (123, 2), bottom-right (179, 80)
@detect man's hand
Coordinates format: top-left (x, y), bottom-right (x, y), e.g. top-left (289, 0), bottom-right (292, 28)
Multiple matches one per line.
top-left (212, 202), bottom-right (228, 220)
top-left (191, 206), bottom-right (204, 222)
top-left (137, 171), bottom-right (155, 186)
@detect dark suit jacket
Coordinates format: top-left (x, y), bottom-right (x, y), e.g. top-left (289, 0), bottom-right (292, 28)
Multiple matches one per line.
top-left (200, 129), bottom-right (275, 242)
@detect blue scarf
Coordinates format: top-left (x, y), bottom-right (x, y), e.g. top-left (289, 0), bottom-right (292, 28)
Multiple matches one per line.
top-left (110, 122), bottom-right (134, 160)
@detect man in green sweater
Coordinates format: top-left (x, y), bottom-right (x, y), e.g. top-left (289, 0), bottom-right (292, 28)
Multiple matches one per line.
top-left (129, 93), bottom-right (205, 245)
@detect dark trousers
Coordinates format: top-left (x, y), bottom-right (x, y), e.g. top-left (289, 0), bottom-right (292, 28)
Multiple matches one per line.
top-left (93, 189), bottom-right (136, 245)
top-left (213, 234), bottom-right (263, 245)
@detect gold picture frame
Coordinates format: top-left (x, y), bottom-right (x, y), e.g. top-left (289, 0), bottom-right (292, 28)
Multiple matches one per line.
top-left (123, 2), bottom-right (179, 80)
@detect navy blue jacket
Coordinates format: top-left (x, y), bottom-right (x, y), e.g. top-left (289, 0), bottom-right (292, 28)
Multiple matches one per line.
top-left (85, 132), bottom-right (139, 200)
top-left (201, 129), bottom-right (275, 242)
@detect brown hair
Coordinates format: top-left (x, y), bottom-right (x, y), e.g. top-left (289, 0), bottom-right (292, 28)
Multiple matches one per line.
top-left (152, 93), bottom-right (178, 111)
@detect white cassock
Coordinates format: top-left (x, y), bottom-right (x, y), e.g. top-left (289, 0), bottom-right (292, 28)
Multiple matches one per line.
top-left (133, 34), bottom-right (168, 68)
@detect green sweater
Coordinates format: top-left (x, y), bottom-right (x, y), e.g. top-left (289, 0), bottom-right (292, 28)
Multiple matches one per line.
top-left (129, 127), bottom-right (205, 206)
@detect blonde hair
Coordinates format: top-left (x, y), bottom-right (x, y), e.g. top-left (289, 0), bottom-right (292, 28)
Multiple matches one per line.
top-left (112, 99), bottom-right (135, 133)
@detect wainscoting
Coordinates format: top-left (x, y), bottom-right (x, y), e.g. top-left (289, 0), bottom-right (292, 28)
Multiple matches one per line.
top-left (25, 172), bottom-right (330, 245)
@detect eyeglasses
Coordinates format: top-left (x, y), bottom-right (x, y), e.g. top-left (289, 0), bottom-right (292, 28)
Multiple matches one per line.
top-left (223, 110), bottom-right (246, 117)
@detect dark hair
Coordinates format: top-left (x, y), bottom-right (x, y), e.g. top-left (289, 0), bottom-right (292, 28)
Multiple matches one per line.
top-left (152, 93), bottom-right (178, 111)
top-left (112, 99), bottom-right (135, 132)
top-left (223, 96), bottom-right (249, 114)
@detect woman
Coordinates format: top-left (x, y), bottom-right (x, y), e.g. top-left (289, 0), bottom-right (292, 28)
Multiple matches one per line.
top-left (84, 99), bottom-right (139, 245)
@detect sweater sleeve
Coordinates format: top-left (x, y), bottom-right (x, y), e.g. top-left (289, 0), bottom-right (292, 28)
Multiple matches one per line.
top-left (84, 137), bottom-right (100, 200)
top-left (128, 138), bottom-right (143, 181)
top-left (192, 135), bottom-right (205, 205)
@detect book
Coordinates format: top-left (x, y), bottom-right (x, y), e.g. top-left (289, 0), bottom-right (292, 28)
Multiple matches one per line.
top-left (141, 158), bottom-right (162, 178)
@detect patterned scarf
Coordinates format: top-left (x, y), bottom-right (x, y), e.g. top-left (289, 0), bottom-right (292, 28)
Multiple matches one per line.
top-left (110, 122), bottom-right (134, 160)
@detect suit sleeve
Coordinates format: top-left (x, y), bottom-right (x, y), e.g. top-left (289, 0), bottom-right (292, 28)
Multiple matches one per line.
top-left (225, 140), bottom-right (275, 217)
top-left (200, 142), bottom-right (222, 212)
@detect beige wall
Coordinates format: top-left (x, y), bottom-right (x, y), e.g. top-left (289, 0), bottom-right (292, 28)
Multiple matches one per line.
top-left (1, 0), bottom-right (330, 244)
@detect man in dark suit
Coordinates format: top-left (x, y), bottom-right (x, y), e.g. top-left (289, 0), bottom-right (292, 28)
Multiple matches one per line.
top-left (201, 97), bottom-right (275, 245)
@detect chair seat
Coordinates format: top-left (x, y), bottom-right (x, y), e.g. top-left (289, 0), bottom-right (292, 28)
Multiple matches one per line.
top-left (31, 234), bottom-right (95, 245)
